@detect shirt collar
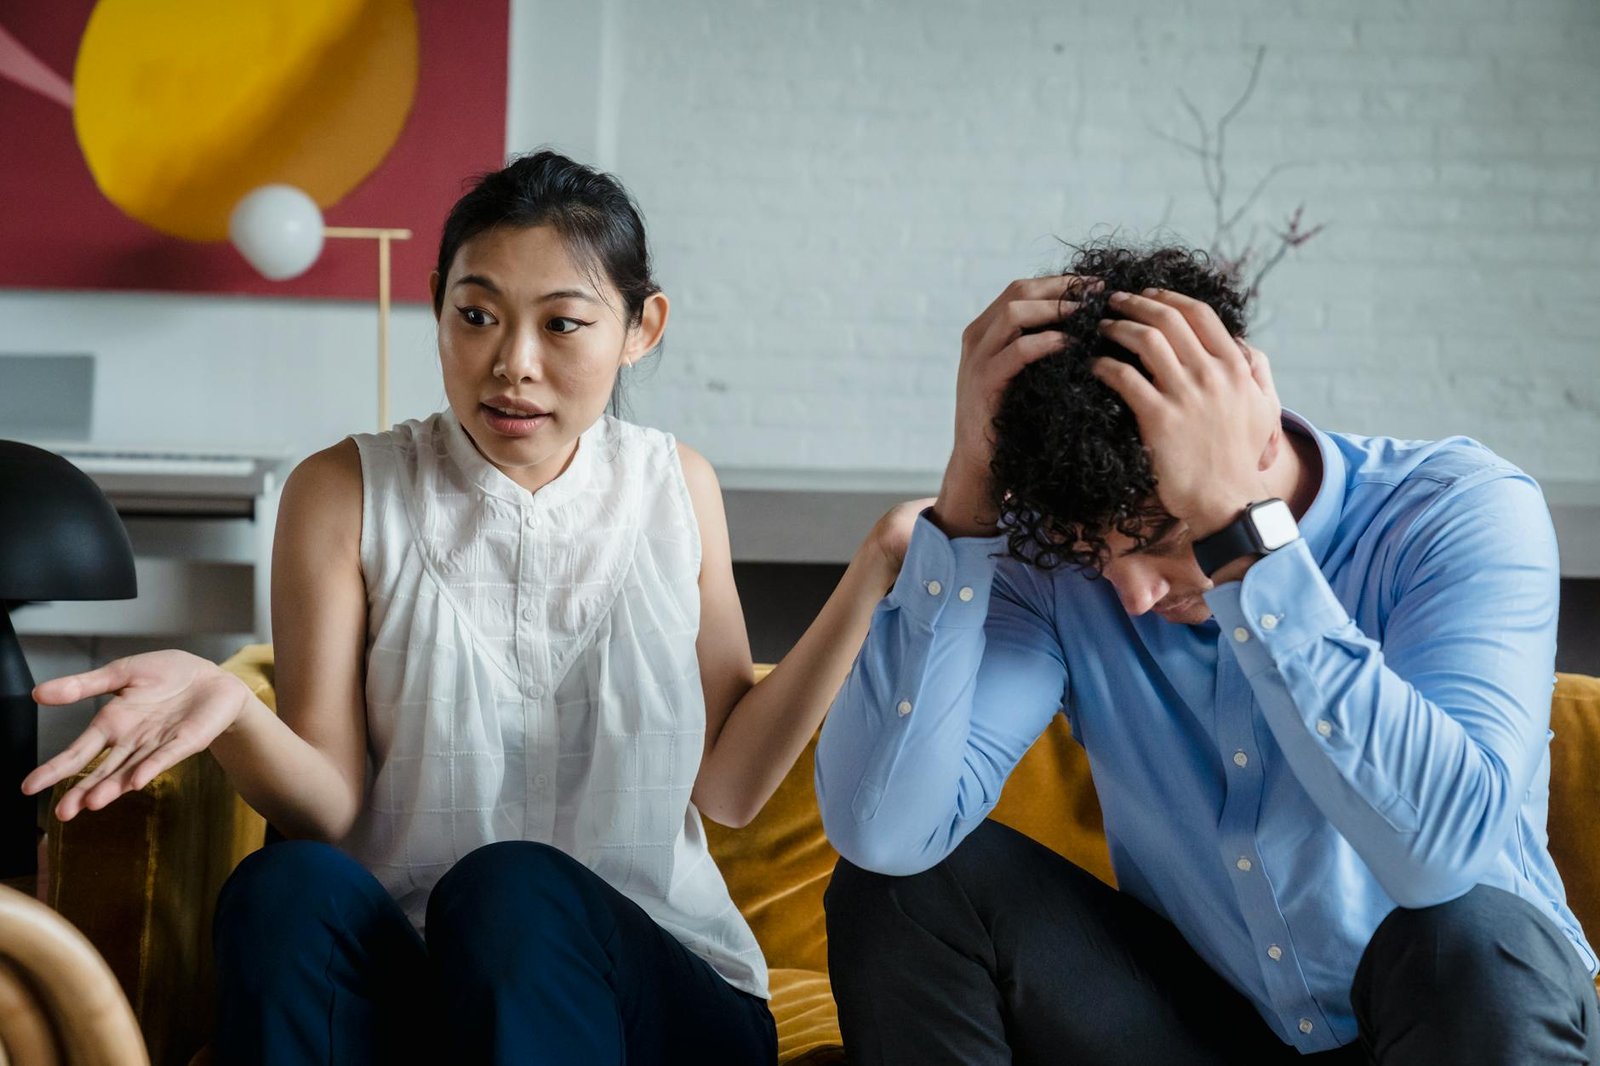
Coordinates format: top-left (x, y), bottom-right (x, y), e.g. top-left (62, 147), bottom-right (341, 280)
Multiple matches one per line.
top-left (1281, 408), bottom-right (1345, 568)
top-left (440, 406), bottom-right (599, 511)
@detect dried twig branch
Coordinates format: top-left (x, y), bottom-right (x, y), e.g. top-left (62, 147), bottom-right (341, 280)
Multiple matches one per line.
top-left (1151, 45), bottom-right (1324, 310)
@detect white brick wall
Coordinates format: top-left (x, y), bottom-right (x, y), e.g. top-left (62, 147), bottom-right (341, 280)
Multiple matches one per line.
top-left (574, 0), bottom-right (1600, 481)
top-left (2, 0), bottom-right (1596, 483)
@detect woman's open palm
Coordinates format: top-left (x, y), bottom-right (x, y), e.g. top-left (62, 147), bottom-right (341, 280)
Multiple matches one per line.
top-left (23, 650), bottom-right (249, 821)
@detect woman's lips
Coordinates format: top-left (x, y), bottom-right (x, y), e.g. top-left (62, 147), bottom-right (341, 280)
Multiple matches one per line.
top-left (479, 403), bottom-right (550, 438)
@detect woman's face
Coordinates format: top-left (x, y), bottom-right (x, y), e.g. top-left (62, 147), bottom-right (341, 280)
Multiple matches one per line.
top-left (432, 224), bottom-right (666, 492)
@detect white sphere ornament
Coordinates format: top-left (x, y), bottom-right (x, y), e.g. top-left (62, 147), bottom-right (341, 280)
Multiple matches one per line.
top-left (228, 185), bottom-right (326, 280)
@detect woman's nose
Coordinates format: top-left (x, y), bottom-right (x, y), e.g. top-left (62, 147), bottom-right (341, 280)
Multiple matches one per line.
top-left (494, 328), bottom-right (543, 383)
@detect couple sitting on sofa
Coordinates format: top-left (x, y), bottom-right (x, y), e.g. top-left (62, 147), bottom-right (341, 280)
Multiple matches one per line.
top-left (24, 153), bottom-right (1599, 1065)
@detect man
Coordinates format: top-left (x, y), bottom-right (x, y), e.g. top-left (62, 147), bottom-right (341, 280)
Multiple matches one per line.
top-left (815, 244), bottom-right (1599, 1064)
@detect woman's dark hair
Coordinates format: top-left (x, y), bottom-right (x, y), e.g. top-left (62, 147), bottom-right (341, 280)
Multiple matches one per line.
top-left (433, 150), bottom-right (659, 322)
top-left (433, 151), bottom-right (661, 415)
top-left (990, 242), bottom-right (1249, 573)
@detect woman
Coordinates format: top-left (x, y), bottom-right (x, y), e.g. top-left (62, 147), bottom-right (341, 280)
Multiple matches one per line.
top-left (25, 151), bottom-right (920, 1064)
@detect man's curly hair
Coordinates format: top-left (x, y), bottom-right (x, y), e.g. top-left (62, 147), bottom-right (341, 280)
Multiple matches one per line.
top-left (989, 242), bottom-right (1249, 573)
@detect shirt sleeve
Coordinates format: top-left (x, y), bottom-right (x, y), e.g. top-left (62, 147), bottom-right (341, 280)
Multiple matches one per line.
top-left (1204, 473), bottom-right (1560, 908)
top-left (815, 511), bottom-right (1069, 875)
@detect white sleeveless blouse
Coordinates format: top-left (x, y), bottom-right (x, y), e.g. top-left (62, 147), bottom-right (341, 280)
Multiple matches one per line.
top-left (342, 410), bottom-right (768, 998)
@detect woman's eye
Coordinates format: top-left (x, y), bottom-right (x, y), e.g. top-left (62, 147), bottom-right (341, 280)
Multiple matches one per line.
top-left (457, 306), bottom-right (494, 328)
top-left (546, 317), bottom-right (587, 335)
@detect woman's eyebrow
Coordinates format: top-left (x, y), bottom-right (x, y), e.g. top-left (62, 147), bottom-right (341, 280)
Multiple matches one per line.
top-left (536, 289), bottom-right (602, 304)
top-left (451, 273), bottom-right (501, 295)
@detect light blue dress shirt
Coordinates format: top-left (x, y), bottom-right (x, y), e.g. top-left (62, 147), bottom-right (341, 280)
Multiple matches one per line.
top-left (816, 413), bottom-right (1596, 1053)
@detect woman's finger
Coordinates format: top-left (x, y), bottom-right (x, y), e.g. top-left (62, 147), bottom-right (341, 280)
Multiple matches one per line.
top-left (32, 659), bottom-right (135, 707)
top-left (83, 736), bottom-right (167, 811)
top-left (21, 724), bottom-right (110, 796)
top-left (125, 735), bottom-right (199, 793)
top-left (56, 742), bottom-right (137, 819)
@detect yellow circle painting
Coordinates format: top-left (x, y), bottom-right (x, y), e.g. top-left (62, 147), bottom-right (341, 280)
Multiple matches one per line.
top-left (73, 0), bottom-right (418, 242)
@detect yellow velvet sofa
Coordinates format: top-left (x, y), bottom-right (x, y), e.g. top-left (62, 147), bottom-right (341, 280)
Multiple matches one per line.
top-left (45, 646), bottom-right (1600, 1066)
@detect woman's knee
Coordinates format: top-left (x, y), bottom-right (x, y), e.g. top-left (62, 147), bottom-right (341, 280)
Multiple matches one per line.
top-left (427, 841), bottom-right (602, 943)
top-left (217, 840), bottom-right (377, 934)
top-left (215, 839), bottom-right (397, 992)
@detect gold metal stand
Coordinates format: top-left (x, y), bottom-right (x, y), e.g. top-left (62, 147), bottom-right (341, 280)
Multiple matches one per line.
top-left (323, 226), bottom-right (413, 431)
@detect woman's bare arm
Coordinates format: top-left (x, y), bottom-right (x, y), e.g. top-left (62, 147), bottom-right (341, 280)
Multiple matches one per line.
top-left (678, 442), bottom-right (923, 827)
top-left (26, 441), bottom-right (371, 843)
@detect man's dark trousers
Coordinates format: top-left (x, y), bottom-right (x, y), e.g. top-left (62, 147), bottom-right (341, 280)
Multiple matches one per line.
top-left (825, 820), bottom-right (1599, 1065)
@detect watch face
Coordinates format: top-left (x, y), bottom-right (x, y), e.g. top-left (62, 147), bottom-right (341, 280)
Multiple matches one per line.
top-left (1250, 499), bottom-right (1300, 551)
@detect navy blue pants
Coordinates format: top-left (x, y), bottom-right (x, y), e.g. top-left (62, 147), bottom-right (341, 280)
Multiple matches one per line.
top-left (212, 840), bottom-right (777, 1065)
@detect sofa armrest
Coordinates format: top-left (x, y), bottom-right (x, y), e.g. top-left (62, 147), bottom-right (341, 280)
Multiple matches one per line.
top-left (44, 645), bottom-right (275, 1066)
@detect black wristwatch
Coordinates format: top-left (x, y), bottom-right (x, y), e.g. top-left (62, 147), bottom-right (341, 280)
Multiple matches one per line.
top-left (1191, 499), bottom-right (1300, 577)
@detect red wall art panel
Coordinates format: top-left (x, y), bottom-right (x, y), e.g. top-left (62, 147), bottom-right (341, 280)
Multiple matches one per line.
top-left (0, 0), bottom-right (508, 303)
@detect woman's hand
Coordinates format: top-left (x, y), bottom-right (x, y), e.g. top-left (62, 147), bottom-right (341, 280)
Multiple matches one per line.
top-left (23, 650), bottom-right (252, 821)
top-left (868, 497), bottom-right (937, 587)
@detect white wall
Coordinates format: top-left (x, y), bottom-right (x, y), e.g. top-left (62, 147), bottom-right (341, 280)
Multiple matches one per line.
top-left (8, 0), bottom-right (1600, 755)
top-left (3, 0), bottom-right (1596, 480)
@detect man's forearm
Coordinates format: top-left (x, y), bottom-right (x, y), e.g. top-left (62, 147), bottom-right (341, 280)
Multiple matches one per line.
top-left (1206, 497), bottom-right (1559, 907)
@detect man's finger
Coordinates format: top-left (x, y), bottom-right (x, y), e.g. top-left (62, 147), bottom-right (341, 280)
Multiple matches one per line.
top-left (1097, 319), bottom-right (1185, 389)
top-left (973, 300), bottom-right (1080, 364)
top-left (1106, 293), bottom-right (1210, 369)
top-left (1091, 356), bottom-right (1163, 415)
top-left (1142, 289), bottom-right (1242, 364)
top-left (1244, 343), bottom-right (1278, 401)
top-left (993, 330), bottom-right (1070, 382)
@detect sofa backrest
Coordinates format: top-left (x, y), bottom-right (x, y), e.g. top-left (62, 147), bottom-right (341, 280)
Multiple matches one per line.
top-left (706, 673), bottom-right (1600, 978)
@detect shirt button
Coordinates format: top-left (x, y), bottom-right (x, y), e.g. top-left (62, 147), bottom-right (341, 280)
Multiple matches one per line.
top-left (1260, 613), bottom-right (1279, 630)
top-left (1298, 1019), bottom-right (1314, 1035)
top-left (896, 700), bottom-right (913, 717)
top-left (1232, 627), bottom-right (1250, 643)
top-left (1232, 751), bottom-right (1249, 768)
top-left (926, 580), bottom-right (943, 596)
top-left (520, 607), bottom-right (535, 622)
top-left (1236, 857), bottom-right (1253, 872)
top-left (958, 586), bottom-right (974, 602)
top-left (1316, 719), bottom-right (1333, 738)
top-left (1267, 945), bottom-right (1283, 961)
top-left (523, 513), bottom-right (536, 530)
top-left (527, 683), bottom-right (544, 699)
top-left (533, 773), bottom-right (549, 790)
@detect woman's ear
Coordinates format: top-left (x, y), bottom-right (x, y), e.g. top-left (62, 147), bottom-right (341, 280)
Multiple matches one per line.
top-left (623, 292), bottom-right (670, 364)
top-left (428, 271), bottom-right (442, 321)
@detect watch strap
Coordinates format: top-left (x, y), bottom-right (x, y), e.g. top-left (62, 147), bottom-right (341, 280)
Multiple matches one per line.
top-left (1192, 514), bottom-right (1261, 577)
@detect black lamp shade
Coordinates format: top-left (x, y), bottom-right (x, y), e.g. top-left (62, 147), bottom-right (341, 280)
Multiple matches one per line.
top-left (0, 441), bottom-right (137, 602)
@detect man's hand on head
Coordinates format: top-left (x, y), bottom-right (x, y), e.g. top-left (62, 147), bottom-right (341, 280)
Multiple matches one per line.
top-left (931, 274), bottom-right (1100, 538)
top-left (1089, 289), bottom-right (1281, 540)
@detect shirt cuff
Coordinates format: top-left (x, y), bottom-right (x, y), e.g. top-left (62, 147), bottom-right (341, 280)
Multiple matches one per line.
top-left (1204, 538), bottom-right (1351, 678)
top-left (886, 511), bottom-right (1006, 630)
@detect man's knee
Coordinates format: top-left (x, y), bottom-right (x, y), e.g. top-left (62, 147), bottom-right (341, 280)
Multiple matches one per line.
top-left (1364, 884), bottom-right (1570, 987)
